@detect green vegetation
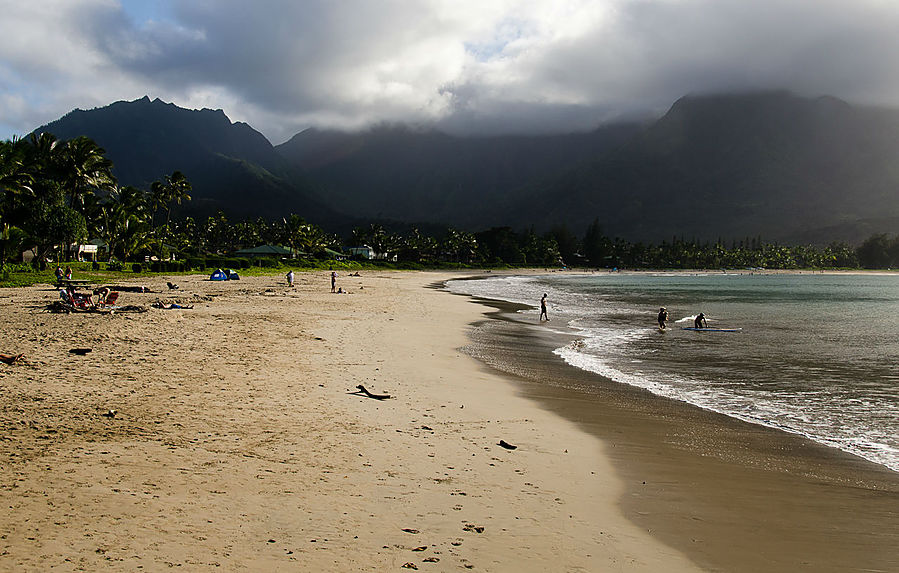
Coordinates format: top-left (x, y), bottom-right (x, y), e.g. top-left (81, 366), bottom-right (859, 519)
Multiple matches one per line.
top-left (855, 234), bottom-right (899, 269)
top-left (2, 134), bottom-right (895, 289)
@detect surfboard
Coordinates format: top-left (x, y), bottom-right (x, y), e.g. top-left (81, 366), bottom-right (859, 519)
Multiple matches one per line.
top-left (681, 327), bottom-right (742, 332)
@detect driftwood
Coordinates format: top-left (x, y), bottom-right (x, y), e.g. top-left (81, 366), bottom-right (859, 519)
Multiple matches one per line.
top-left (350, 384), bottom-right (391, 400)
top-left (498, 440), bottom-right (518, 450)
top-left (0, 353), bottom-right (24, 365)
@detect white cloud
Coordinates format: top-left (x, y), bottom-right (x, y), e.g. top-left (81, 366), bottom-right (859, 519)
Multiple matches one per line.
top-left (2, 0), bottom-right (899, 142)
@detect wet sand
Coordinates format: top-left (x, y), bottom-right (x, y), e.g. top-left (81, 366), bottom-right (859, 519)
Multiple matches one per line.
top-left (462, 297), bottom-right (899, 572)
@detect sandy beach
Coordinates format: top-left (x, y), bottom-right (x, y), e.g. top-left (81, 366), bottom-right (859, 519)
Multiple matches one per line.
top-left (0, 270), bottom-right (896, 571)
top-left (1, 271), bottom-right (699, 572)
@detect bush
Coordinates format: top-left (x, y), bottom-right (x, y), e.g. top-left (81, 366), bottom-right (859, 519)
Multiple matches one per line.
top-left (132, 263), bottom-right (143, 273)
top-left (258, 257), bottom-right (280, 268)
top-left (187, 258), bottom-right (206, 270)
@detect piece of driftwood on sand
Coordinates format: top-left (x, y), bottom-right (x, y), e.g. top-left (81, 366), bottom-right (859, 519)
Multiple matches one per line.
top-left (350, 384), bottom-right (391, 400)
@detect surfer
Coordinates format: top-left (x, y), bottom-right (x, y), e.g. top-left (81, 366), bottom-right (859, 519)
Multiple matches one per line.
top-left (540, 293), bottom-right (549, 321)
top-left (694, 312), bottom-right (708, 329)
top-left (657, 307), bottom-right (669, 330)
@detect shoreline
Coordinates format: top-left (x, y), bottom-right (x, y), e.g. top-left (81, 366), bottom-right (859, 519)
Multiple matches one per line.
top-left (0, 271), bottom-right (700, 571)
top-left (458, 293), bottom-right (899, 572)
top-left (449, 269), bottom-right (899, 473)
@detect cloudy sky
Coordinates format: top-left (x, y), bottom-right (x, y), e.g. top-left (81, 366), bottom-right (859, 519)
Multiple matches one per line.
top-left (2, 0), bottom-right (899, 144)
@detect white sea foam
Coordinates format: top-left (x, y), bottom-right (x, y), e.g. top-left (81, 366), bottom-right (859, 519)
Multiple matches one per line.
top-left (447, 274), bottom-right (899, 473)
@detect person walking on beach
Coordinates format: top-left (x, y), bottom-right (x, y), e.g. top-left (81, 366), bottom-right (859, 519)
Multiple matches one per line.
top-left (540, 293), bottom-right (549, 321)
top-left (330, 271), bottom-right (338, 293)
top-left (286, 269), bottom-right (294, 287)
top-left (694, 312), bottom-right (708, 329)
top-left (658, 306), bottom-right (669, 330)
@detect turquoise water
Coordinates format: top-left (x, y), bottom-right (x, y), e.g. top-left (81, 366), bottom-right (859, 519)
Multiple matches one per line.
top-left (447, 272), bottom-right (899, 472)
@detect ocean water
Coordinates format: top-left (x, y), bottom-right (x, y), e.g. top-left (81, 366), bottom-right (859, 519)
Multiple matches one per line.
top-left (447, 272), bottom-right (899, 472)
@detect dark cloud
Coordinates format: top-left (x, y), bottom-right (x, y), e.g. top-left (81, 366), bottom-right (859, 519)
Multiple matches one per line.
top-left (2, 0), bottom-right (899, 143)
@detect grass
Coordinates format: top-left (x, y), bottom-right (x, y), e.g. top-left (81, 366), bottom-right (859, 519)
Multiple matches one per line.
top-left (0, 259), bottom-right (489, 288)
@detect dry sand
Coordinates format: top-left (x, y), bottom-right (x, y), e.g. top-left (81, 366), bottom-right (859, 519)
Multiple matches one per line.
top-left (0, 271), bottom-right (700, 572)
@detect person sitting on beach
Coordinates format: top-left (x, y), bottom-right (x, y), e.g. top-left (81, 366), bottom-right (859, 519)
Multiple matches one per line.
top-left (540, 293), bottom-right (549, 321)
top-left (64, 266), bottom-right (73, 280)
top-left (152, 301), bottom-right (193, 309)
top-left (61, 286), bottom-right (92, 308)
top-left (93, 287), bottom-right (111, 305)
top-left (658, 307), bottom-right (669, 329)
top-left (54, 266), bottom-right (64, 282)
top-left (694, 313), bottom-right (708, 329)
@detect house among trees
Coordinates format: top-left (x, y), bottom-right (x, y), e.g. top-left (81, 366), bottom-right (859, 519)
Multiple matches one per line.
top-left (344, 245), bottom-right (395, 261)
top-left (234, 244), bottom-right (293, 258)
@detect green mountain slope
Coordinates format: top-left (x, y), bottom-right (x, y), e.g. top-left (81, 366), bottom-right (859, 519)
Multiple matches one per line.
top-left (276, 123), bottom-right (642, 227)
top-left (31, 92), bottom-right (899, 243)
top-left (510, 92), bottom-right (899, 243)
top-left (34, 97), bottom-right (334, 222)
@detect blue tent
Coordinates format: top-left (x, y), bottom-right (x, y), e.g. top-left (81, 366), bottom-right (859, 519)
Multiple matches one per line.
top-left (226, 269), bottom-right (240, 280)
top-left (210, 269), bottom-right (228, 281)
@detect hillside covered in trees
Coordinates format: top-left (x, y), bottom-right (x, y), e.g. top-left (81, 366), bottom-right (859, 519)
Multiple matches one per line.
top-left (22, 91), bottom-right (899, 247)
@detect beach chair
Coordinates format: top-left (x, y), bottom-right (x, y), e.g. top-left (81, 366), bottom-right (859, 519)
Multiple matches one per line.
top-left (97, 291), bottom-right (119, 308)
top-left (60, 289), bottom-right (91, 310)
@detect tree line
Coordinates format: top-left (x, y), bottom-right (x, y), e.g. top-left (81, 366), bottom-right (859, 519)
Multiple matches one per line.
top-left (1, 134), bottom-right (893, 271)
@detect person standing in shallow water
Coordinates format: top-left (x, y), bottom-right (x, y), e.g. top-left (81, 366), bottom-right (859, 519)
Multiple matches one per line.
top-left (540, 293), bottom-right (549, 321)
top-left (658, 306), bottom-right (669, 330)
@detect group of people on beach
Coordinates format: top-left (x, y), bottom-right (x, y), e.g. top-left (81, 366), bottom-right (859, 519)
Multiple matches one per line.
top-left (54, 265), bottom-right (73, 282)
top-left (59, 285), bottom-right (113, 309)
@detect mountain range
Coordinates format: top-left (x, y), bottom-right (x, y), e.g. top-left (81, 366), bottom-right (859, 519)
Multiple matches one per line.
top-left (33, 91), bottom-right (899, 244)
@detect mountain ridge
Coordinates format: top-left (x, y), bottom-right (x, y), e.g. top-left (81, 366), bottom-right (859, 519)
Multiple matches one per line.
top-left (31, 92), bottom-right (899, 244)
top-left (33, 96), bottom-right (334, 222)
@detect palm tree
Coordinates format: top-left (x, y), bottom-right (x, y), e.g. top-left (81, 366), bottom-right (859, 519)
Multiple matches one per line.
top-left (98, 186), bottom-right (151, 261)
top-left (57, 136), bottom-right (116, 212)
top-left (0, 137), bottom-right (33, 198)
top-left (204, 211), bottom-right (233, 254)
top-left (296, 223), bottom-right (331, 256)
top-left (150, 171), bottom-right (192, 259)
top-left (0, 219), bottom-right (28, 271)
top-left (441, 228), bottom-right (477, 263)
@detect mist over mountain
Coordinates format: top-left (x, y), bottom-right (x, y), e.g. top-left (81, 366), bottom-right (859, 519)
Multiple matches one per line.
top-left (31, 92), bottom-right (899, 244)
top-left (503, 91), bottom-right (899, 243)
